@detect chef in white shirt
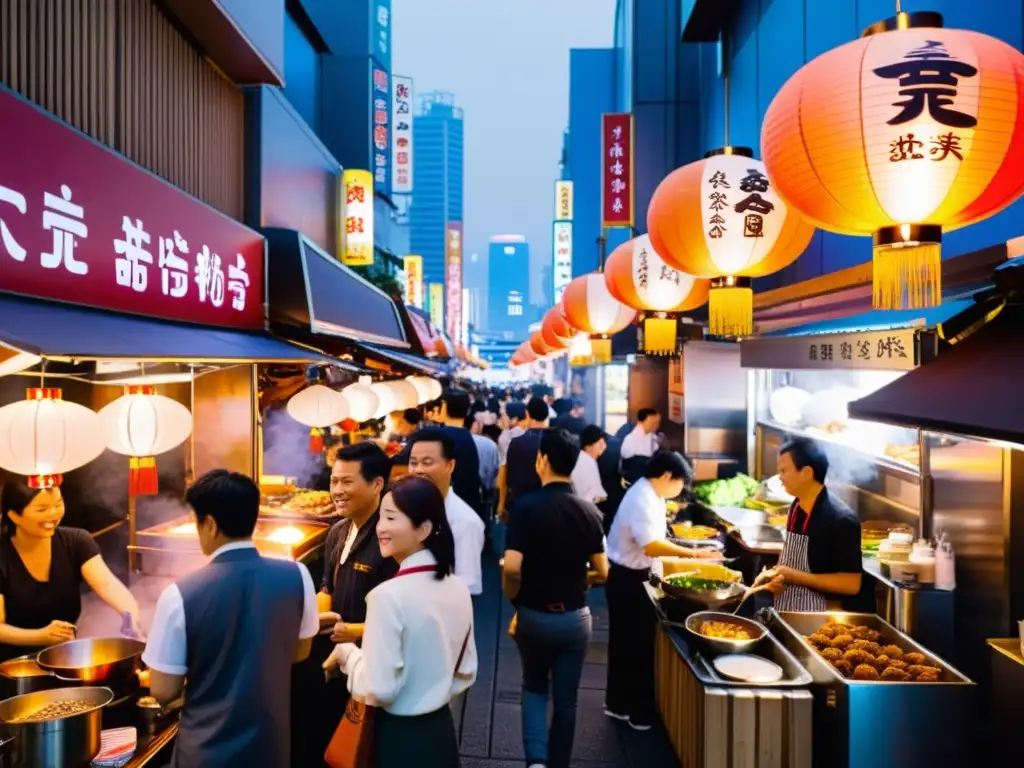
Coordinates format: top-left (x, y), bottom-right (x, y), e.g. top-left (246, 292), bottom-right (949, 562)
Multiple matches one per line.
top-left (325, 476), bottom-right (476, 768)
top-left (407, 428), bottom-right (485, 596)
top-left (620, 408), bottom-right (662, 460)
top-left (571, 425), bottom-right (608, 504)
top-left (604, 451), bottom-right (718, 731)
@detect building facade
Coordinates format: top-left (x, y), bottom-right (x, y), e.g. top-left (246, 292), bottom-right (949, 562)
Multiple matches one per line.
top-left (409, 92), bottom-right (465, 292)
top-left (487, 236), bottom-right (531, 342)
top-left (463, 250), bottom-right (488, 332)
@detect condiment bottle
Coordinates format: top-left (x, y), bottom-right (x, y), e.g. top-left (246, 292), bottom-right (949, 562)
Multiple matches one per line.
top-left (909, 540), bottom-right (936, 585)
top-left (935, 539), bottom-right (956, 591)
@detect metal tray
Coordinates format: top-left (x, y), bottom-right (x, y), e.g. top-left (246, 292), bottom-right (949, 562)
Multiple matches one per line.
top-left (768, 610), bottom-right (972, 685)
top-left (665, 624), bottom-right (812, 688)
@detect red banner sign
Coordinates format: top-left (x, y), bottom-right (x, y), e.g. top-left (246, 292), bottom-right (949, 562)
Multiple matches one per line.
top-left (0, 88), bottom-right (266, 330)
top-left (444, 223), bottom-right (463, 344)
top-left (601, 113), bottom-right (634, 228)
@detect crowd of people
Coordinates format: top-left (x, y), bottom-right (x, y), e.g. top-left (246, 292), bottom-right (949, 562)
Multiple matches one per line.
top-left (0, 380), bottom-right (862, 768)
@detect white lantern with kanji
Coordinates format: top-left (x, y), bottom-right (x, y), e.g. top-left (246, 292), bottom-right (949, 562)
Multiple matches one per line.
top-left (0, 388), bottom-right (105, 488)
top-left (286, 384), bottom-right (350, 452)
top-left (99, 385), bottom-right (193, 495)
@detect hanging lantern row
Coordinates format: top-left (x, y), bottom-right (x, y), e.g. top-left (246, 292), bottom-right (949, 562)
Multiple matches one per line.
top-left (561, 273), bottom-right (635, 364)
top-left (286, 375), bottom-right (442, 451)
top-left (762, 14), bottom-right (1024, 311)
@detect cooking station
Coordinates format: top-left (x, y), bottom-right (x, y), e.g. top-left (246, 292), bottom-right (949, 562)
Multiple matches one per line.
top-left (0, 639), bottom-right (178, 767)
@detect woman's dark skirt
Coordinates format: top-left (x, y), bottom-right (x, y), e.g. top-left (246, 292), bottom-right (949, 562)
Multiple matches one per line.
top-left (374, 706), bottom-right (459, 767)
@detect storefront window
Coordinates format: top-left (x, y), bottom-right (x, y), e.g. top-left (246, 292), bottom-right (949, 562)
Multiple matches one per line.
top-left (283, 12), bottom-right (320, 131)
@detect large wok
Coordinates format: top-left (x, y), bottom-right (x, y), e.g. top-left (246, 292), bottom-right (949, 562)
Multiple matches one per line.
top-left (35, 638), bottom-right (145, 684)
top-left (0, 686), bottom-right (113, 768)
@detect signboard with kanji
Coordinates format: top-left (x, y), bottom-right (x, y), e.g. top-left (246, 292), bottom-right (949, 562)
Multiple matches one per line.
top-left (342, 169), bottom-right (374, 266)
top-left (403, 255), bottom-right (423, 307)
top-left (371, 67), bottom-right (391, 194)
top-left (741, 328), bottom-right (919, 372)
top-left (0, 86), bottom-right (265, 330)
top-left (555, 180), bottom-right (573, 221)
top-left (391, 75), bottom-right (413, 195)
top-left (601, 113), bottom-right (633, 228)
top-left (428, 282), bottom-right (444, 330)
top-left (445, 223), bottom-right (463, 343)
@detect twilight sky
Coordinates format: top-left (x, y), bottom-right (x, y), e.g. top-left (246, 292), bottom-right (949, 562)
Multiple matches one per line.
top-left (391, 0), bottom-right (616, 305)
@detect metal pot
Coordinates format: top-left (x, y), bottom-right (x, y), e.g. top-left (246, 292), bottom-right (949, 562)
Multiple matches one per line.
top-left (35, 638), bottom-right (144, 685)
top-left (684, 611), bottom-right (768, 655)
top-left (0, 657), bottom-right (59, 700)
top-left (0, 686), bottom-right (112, 768)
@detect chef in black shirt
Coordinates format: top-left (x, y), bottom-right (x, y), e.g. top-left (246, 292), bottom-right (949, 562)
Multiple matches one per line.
top-left (503, 428), bottom-right (608, 768)
top-left (304, 442), bottom-right (398, 763)
top-left (757, 437), bottom-right (862, 611)
top-left (0, 474), bottom-right (142, 662)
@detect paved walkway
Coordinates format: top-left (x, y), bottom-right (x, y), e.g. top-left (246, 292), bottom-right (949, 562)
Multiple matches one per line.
top-left (454, 553), bottom-right (681, 768)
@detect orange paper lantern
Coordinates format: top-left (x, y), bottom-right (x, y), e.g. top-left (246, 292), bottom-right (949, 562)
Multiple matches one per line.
top-left (604, 235), bottom-right (710, 354)
top-left (541, 307), bottom-right (575, 350)
top-left (762, 13), bottom-right (1024, 310)
top-left (560, 274), bottom-right (635, 363)
top-left (529, 332), bottom-right (556, 357)
top-left (648, 148), bottom-right (815, 337)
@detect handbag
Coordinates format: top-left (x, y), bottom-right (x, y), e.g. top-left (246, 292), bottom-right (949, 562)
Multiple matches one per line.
top-left (324, 581), bottom-right (472, 768)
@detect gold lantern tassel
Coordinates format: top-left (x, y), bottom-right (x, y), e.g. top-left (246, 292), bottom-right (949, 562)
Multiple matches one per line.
top-left (591, 337), bottom-right (612, 364)
top-left (709, 277), bottom-right (753, 338)
top-left (642, 315), bottom-right (678, 356)
top-left (872, 225), bottom-right (942, 310)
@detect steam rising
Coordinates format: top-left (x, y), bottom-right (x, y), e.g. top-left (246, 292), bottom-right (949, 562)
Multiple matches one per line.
top-left (262, 407), bottom-right (325, 488)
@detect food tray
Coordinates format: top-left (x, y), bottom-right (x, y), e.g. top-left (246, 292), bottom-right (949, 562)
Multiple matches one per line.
top-left (768, 610), bottom-right (972, 685)
top-left (665, 624), bottom-right (812, 688)
top-left (650, 574), bottom-right (744, 609)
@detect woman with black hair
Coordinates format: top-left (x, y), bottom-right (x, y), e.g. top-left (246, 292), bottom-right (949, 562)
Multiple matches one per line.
top-left (324, 475), bottom-right (476, 768)
top-left (0, 474), bottom-right (142, 662)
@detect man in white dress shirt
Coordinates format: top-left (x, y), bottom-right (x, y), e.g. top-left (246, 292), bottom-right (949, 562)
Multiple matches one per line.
top-left (620, 408), bottom-right (662, 460)
top-left (143, 470), bottom-right (319, 767)
top-left (571, 425), bottom-right (608, 505)
top-left (604, 452), bottom-right (717, 731)
top-left (409, 428), bottom-right (485, 596)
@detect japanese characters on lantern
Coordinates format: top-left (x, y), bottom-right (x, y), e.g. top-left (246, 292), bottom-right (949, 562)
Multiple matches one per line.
top-left (601, 114), bottom-right (633, 227)
top-left (392, 75), bottom-right (414, 195)
top-left (372, 67), bottom-right (391, 193)
top-left (762, 23), bottom-right (1024, 310)
top-left (342, 170), bottom-right (374, 266)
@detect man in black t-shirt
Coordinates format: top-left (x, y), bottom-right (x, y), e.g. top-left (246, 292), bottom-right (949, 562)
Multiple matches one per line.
top-left (503, 429), bottom-right (608, 768)
top-left (501, 396), bottom-right (550, 516)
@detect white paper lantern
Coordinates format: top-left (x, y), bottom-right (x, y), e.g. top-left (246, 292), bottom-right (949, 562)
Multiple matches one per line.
top-left (406, 376), bottom-right (432, 404)
top-left (286, 384), bottom-right (349, 428)
top-left (384, 380), bottom-right (420, 411)
top-left (100, 388), bottom-right (194, 457)
top-left (0, 388), bottom-right (104, 486)
top-left (341, 382), bottom-right (380, 423)
top-left (426, 377), bottom-right (442, 401)
top-left (369, 383), bottom-right (395, 420)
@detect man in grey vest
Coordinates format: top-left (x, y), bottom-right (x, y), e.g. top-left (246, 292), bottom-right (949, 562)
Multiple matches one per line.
top-left (143, 470), bottom-right (319, 767)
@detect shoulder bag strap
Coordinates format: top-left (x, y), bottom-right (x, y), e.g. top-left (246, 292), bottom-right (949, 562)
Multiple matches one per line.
top-left (453, 625), bottom-right (472, 682)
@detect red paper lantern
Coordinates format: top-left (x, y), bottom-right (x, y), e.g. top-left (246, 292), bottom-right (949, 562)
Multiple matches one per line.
top-left (541, 307), bottom-right (575, 350)
top-left (560, 274), bottom-right (635, 363)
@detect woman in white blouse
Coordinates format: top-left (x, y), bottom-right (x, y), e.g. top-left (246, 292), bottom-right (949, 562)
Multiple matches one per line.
top-left (325, 475), bottom-right (476, 767)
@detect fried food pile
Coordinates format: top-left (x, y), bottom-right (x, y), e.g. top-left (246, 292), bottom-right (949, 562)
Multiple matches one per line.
top-left (700, 620), bottom-right (754, 641)
top-left (805, 616), bottom-right (942, 682)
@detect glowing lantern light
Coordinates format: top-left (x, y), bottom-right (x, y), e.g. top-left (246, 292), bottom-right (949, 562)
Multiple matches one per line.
top-left (648, 149), bottom-right (815, 338)
top-left (541, 308), bottom-right (575, 350)
top-left (0, 388), bottom-right (104, 488)
top-left (100, 385), bottom-right (193, 494)
top-left (383, 379), bottom-right (420, 411)
top-left (604, 235), bottom-right (710, 354)
top-left (530, 332), bottom-right (556, 358)
top-left (560, 273), bottom-right (636, 364)
top-left (341, 381), bottom-right (380, 423)
top-left (761, 13), bottom-right (1024, 310)
top-left (285, 384), bottom-right (349, 453)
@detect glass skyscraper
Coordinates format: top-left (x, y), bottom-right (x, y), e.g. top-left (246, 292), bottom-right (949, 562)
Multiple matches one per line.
top-left (487, 236), bottom-right (531, 341)
top-left (409, 92), bottom-right (464, 291)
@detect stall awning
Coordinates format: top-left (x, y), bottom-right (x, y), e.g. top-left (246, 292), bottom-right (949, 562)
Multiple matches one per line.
top-left (265, 228), bottom-right (409, 349)
top-left (0, 293), bottom-right (334, 363)
top-left (404, 305), bottom-right (444, 358)
top-left (848, 303), bottom-right (1024, 445)
top-left (759, 301), bottom-right (974, 337)
top-left (361, 344), bottom-right (449, 376)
